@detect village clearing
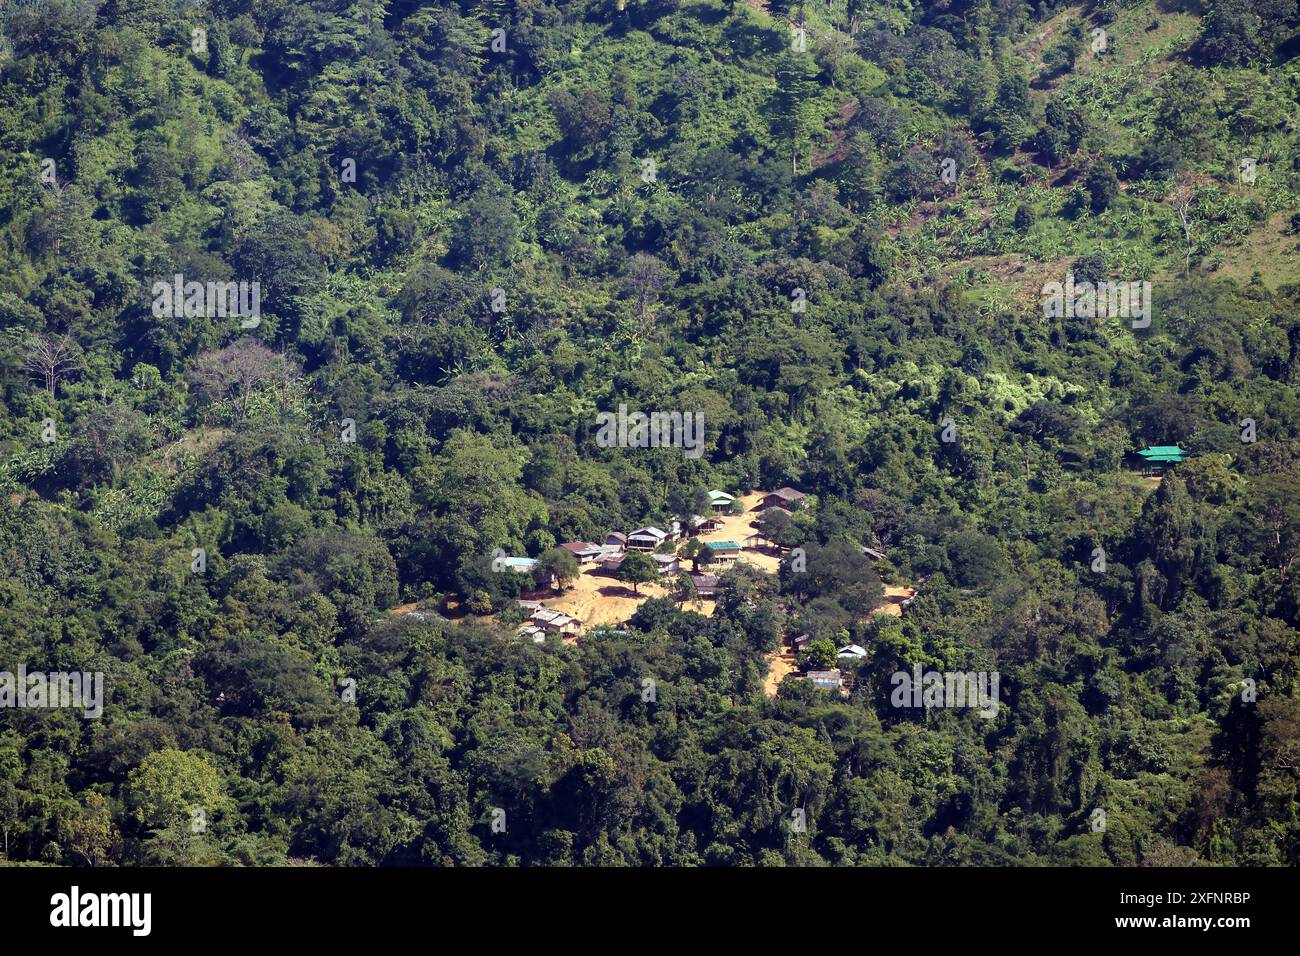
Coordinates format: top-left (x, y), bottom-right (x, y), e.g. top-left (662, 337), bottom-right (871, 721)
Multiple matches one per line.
top-left (540, 491), bottom-right (781, 626)
top-left (395, 491), bottom-right (916, 695)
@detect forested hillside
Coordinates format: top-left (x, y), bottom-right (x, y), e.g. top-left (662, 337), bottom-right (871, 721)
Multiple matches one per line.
top-left (1, 0), bottom-right (1299, 866)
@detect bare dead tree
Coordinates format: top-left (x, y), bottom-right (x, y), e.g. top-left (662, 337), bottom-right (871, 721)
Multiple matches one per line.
top-left (1167, 174), bottom-right (1197, 277)
top-left (221, 130), bottom-right (260, 184)
top-left (189, 338), bottom-right (281, 423)
top-left (20, 333), bottom-right (81, 397)
top-left (622, 253), bottom-right (669, 327)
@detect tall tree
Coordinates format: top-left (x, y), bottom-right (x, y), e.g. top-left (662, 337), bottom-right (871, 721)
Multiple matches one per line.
top-left (773, 51), bottom-right (820, 176)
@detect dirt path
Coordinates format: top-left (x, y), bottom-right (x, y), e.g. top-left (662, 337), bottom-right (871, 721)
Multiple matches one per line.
top-left (762, 649), bottom-right (798, 696)
top-left (875, 584), bottom-right (915, 617)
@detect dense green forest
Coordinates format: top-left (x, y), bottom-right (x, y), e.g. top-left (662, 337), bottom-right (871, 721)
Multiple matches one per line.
top-left (0, 0), bottom-right (1298, 867)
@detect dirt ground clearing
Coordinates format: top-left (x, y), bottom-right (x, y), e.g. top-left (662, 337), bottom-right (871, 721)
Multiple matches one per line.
top-left (408, 491), bottom-right (918, 682)
top-left (544, 569), bottom-right (669, 628)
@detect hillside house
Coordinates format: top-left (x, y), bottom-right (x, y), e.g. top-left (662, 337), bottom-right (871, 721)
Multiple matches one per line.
top-left (627, 527), bottom-right (669, 551)
top-left (708, 490), bottom-right (735, 511)
top-left (653, 553), bottom-right (682, 576)
top-left (560, 542), bottom-right (608, 565)
top-left (760, 487), bottom-right (806, 511)
top-left (807, 669), bottom-right (846, 695)
top-left (528, 607), bottom-right (581, 637)
top-left (691, 513), bottom-right (725, 533)
top-left (1135, 446), bottom-right (1186, 475)
top-left (704, 540), bottom-right (741, 565)
top-left (689, 573), bottom-right (720, 597)
top-left (501, 556), bottom-right (539, 573)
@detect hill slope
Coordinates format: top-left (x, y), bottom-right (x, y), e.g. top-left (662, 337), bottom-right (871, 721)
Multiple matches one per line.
top-left (0, 0), bottom-right (1298, 867)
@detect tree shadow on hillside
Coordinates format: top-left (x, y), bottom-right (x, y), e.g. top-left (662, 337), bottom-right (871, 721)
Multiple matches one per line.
top-left (597, 584), bottom-right (644, 599)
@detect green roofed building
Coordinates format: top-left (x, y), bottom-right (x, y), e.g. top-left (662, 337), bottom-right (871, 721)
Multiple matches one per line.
top-left (1136, 446), bottom-right (1186, 473)
top-left (704, 540), bottom-right (741, 564)
top-left (1137, 446), bottom-right (1186, 461)
top-left (708, 490), bottom-right (735, 511)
